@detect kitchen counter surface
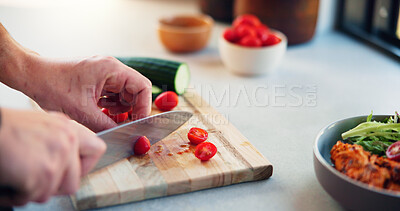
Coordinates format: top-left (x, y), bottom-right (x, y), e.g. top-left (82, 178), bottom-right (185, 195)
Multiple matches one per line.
top-left (1, 0), bottom-right (400, 210)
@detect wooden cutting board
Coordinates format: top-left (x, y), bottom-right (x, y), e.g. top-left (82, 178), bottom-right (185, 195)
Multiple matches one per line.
top-left (63, 89), bottom-right (273, 210)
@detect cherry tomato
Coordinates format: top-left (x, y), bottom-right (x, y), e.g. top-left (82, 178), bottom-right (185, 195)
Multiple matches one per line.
top-left (234, 25), bottom-right (257, 39)
top-left (239, 35), bottom-right (262, 47)
top-left (102, 108), bottom-right (128, 123)
top-left (134, 136), bottom-right (151, 155)
top-left (386, 141), bottom-right (400, 161)
top-left (188, 127), bottom-right (208, 145)
top-left (255, 25), bottom-right (270, 43)
top-left (262, 33), bottom-right (281, 46)
top-left (154, 91), bottom-right (179, 111)
top-left (223, 28), bottom-right (239, 43)
top-left (195, 142), bottom-right (217, 161)
top-left (233, 14), bottom-right (262, 28)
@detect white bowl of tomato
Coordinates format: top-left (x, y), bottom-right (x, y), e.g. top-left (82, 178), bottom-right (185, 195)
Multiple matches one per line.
top-left (219, 14), bottom-right (287, 76)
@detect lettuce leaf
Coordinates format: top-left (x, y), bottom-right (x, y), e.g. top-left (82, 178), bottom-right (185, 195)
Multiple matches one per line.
top-left (342, 112), bottom-right (400, 155)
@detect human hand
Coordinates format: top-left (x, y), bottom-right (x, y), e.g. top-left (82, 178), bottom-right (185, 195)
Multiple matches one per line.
top-left (0, 108), bottom-right (106, 206)
top-left (25, 55), bottom-right (152, 132)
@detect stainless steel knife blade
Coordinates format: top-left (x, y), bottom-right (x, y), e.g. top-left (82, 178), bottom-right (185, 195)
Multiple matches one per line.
top-left (91, 111), bottom-right (193, 173)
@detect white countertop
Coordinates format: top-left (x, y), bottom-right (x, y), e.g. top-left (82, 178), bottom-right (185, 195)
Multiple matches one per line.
top-left (1, 0), bottom-right (400, 210)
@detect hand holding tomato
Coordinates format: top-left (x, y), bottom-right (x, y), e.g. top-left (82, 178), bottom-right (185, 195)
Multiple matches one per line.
top-left (19, 55), bottom-right (152, 132)
top-left (0, 108), bottom-right (106, 206)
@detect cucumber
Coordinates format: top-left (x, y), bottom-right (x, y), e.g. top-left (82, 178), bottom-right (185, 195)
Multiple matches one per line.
top-left (151, 85), bottom-right (163, 100)
top-left (117, 57), bottom-right (190, 95)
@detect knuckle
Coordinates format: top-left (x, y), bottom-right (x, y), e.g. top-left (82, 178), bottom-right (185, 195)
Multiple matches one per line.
top-left (65, 129), bottom-right (78, 146)
top-left (54, 136), bottom-right (71, 156)
top-left (143, 77), bottom-right (152, 88)
top-left (100, 56), bottom-right (117, 65)
top-left (42, 163), bottom-right (56, 183)
top-left (98, 139), bottom-right (107, 154)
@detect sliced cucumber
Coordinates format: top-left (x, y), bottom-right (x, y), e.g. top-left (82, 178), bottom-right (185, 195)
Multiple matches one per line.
top-left (117, 57), bottom-right (190, 95)
top-left (152, 85), bottom-right (163, 100)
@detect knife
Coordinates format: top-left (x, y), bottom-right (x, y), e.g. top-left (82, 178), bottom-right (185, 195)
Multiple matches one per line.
top-left (0, 111), bottom-right (192, 199)
top-left (91, 110), bottom-right (193, 173)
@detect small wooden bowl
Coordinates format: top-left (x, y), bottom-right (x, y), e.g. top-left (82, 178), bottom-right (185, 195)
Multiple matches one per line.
top-left (158, 14), bottom-right (214, 53)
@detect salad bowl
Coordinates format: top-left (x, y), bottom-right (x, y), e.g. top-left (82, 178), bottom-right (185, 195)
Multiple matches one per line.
top-left (313, 115), bottom-right (400, 211)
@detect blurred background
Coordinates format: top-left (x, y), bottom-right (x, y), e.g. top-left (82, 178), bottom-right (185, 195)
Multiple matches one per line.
top-left (0, 0), bottom-right (398, 56)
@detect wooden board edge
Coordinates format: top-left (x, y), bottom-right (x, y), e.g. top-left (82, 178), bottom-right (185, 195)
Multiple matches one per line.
top-left (72, 164), bottom-right (273, 210)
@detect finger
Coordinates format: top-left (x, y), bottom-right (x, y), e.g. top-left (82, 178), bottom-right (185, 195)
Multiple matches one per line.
top-left (130, 87), bottom-right (152, 121)
top-left (56, 132), bottom-right (81, 195)
top-left (97, 97), bottom-right (131, 114)
top-left (121, 88), bottom-right (134, 105)
top-left (27, 125), bottom-right (72, 202)
top-left (123, 71), bottom-right (152, 100)
top-left (57, 151), bottom-right (81, 195)
top-left (103, 72), bottom-right (126, 94)
top-left (72, 123), bottom-right (106, 176)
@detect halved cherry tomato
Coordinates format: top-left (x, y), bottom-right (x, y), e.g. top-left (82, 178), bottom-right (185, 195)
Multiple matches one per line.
top-left (386, 141), bottom-right (400, 161)
top-left (262, 33), bottom-right (281, 46)
top-left (102, 108), bottom-right (128, 123)
top-left (195, 142), bottom-right (217, 161)
top-left (239, 35), bottom-right (262, 47)
top-left (154, 91), bottom-right (179, 111)
top-left (134, 136), bottom-right (151, 155)
top-left (223, 28), bottom-right (239, 43)
top-left (233, 14), bottom-right (262, 28)
top-left (188, 127), bottom-right (208, 145)
top-left (234, 25), bottom-right (257, 39)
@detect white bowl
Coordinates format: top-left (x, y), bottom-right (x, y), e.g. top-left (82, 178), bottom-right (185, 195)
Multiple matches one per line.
top-left (219, 30), bottom-right (287, 76)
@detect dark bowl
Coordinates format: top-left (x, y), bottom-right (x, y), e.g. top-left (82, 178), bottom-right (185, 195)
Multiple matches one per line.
top-left (313, 115), bottom-right (400, 211)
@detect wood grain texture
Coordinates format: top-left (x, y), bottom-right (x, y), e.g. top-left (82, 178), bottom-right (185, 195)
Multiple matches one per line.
top-left (66, 89), bottom-right (273, 210)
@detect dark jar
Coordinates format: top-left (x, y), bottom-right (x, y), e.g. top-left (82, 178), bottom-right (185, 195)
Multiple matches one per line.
top-left (199, 0), bottom-right (234, 23)
top-left (234, 0), bottom-right (320, 45)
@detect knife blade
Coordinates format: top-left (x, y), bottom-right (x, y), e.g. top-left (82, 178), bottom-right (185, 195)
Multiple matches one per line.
top-left (91, 111), bottom-right (193, 173)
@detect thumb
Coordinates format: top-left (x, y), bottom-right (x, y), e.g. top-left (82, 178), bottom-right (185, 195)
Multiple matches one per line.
top-left (70, 121), bottom-right (107, 176)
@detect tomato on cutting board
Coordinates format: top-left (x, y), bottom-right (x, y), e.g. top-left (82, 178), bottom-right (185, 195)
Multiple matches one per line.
top-left (195, 142), bottom-right (217, 161)
top-left (188, 127), bottom-right (208, 145)
top-left (134, 136), bottom-right (151, 155)
top-left (154, 91), bottom-right (179, 111)
top-left (102, 108), bottom-right (128, 123)
top-left (386, 141), bottom-right (400, 161)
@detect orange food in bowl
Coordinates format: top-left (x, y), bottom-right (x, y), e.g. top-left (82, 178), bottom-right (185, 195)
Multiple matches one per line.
top-left (158, 15), bottom-right (213, 53)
